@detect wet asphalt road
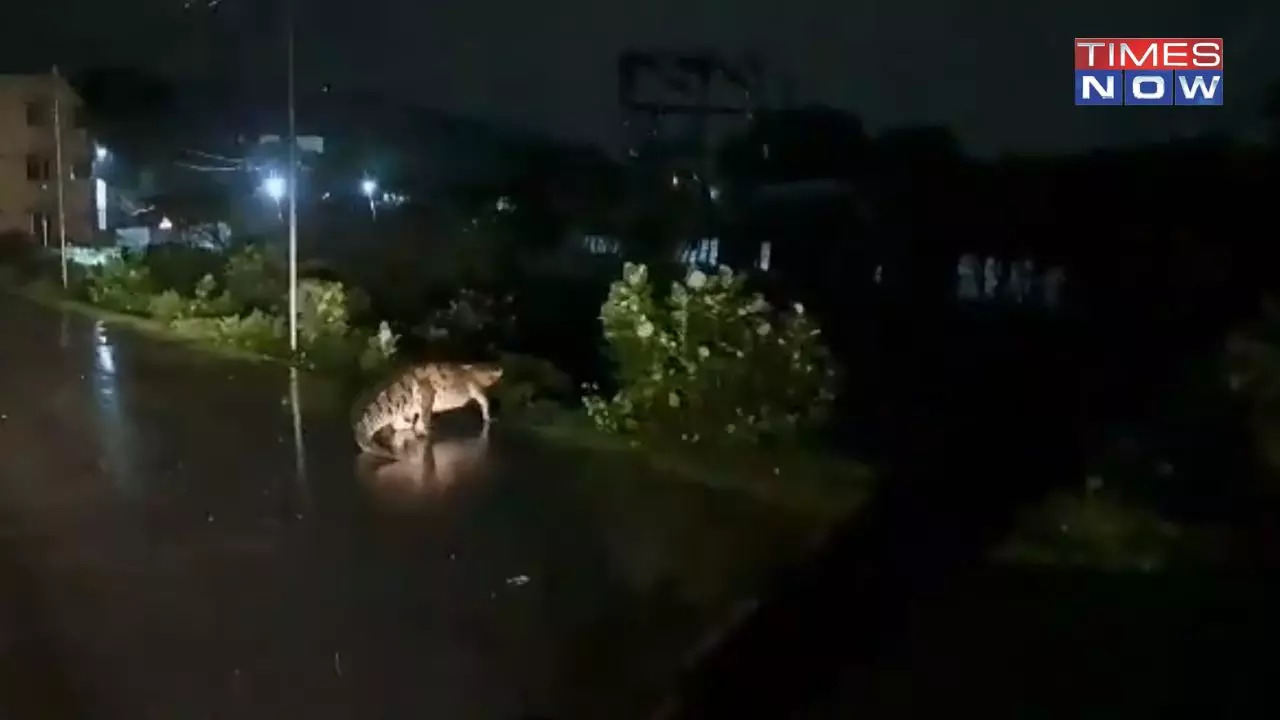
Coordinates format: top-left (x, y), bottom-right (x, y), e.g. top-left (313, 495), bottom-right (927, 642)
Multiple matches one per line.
top-left (0, 294), bottom-right (814, 719)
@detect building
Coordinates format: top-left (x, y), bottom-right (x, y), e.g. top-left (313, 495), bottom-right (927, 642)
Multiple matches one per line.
top-left (0, 73), bottom-right (95, 246)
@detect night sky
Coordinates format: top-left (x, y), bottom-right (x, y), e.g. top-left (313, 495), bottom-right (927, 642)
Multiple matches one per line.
top-left (5, 0), bottom-right (1277, 155)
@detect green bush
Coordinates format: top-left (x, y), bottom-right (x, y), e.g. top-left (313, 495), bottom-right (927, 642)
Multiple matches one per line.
top-left (303, 322), bottom-right (400, 378)
top-left (583, 262), bottom-right (838, 446)
top-left (141, 244), bottom-right (224, 295)
top-left (147, 289), bottom-right (187, 324)
top-left (298, 279), bottom-right (351, 342)
top-left (291, 279), bottom-right (397, 373)
top-left (186, 273), bottom-right (236, 317)
top-left (86, 253), bottom-right (155, 314)
top-left (294, 278), bottom-right (353, 366)
top-left (171, 310), bottom-right (287, 354)
top-left (412, 287), bottom-right (515, 350)
top-left (147, 275), bottom-right (235, 324)
top-left (64, 261), bottom-right (93, 299)
top-left (66, 240), bottom-right (397, 376)
top-left (224, 244), bottom-right (286, 313)
top-left (356, 321), bottom-right (401, 374)
top-left (494, 352), bottom-right (574, 412)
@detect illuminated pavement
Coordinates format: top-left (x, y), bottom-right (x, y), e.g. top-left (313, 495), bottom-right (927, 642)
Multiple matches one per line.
top-left (0, 294), bottom-right (814, 719)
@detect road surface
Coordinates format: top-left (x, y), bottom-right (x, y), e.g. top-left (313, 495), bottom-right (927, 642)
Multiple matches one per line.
top-left (0, 294), bottom-right (815, 719)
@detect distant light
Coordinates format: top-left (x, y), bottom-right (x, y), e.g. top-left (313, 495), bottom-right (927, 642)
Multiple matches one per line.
top-left (360, 178), bottom-right (377, 197)
top-left (709, 185), bottom-right (721, 201)
top-left (158, 216), bottom-right (173, 230)
top-left (262, 174), bottom-right (286, 201)
top-left (94, 144), bottom-right (108, 161)
top-left (671, 174), bottom-right (680, 188)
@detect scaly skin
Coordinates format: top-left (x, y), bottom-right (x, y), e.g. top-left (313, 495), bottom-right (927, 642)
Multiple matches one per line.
top-left (352, 362), bottom-right (503, 458)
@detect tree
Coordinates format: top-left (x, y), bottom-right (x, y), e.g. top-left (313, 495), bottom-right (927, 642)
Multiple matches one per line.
top-left (135, 164), bottom-right (248, 249)
top-left (718, 105), bottom-right (869, 188)
top-left (865, 125), bottom-right (970, 304)
top-left (1263, 77), bottom-right (1280, 144)
top-left (505, 142), bottom-right (623, 253)
top-left (140, 187), bottom-right (228, 227)
top-left (444, 141), bottom-right (626, 274)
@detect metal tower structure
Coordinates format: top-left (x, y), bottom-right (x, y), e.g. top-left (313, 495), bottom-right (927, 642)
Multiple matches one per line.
top-left (618, 50), bottom-right (764, 164)
top-left (617, 50), bottom-right (765, 257)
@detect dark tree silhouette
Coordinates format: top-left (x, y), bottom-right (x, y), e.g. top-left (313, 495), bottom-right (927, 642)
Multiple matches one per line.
top-left (719, 105), bottom-right (868, 190)
top-left (138, 188), bottom-right (232, 233)
top-left (1263, 77), bottom-right (1280, 143)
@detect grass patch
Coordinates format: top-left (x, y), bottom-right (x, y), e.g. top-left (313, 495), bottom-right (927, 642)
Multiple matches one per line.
top-left (993, 490), bottom-right (1228, 572)
top-left (8, 280), bottom-right (282, 366)
top-left (514, 406), bottom-right (874, 522)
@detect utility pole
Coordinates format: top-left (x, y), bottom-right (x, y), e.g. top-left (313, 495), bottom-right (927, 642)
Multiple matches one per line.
top-left (183, 0), bottom-right (299, 348)
top-left (286, 0), bottom-right (299, 353)
top-left (51, 65), bottom-right (69, 290)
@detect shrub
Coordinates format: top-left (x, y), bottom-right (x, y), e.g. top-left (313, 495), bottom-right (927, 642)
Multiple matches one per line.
top-left (412, 288), bottom-right (515, 349)
top-left (147, 275), bottom-right (235, 324)
top-left (186, 273), bottom-right (236, 317)
top-left (224, 244), bottom-right (286, 313)
top-left (148, 289), bottom-right (187, 324)
top-left (86, 252), bottom-right (155, 314)
top-left (298, 279), bottom-right (351, 340)
top-left (995, 489), bottom-right (1186, 571)
top-left (63, 261), bottom-right (93, 299)
top-left (295, 278), bottom-right (353, 368)
top-left (171, 310), bottom-right (287, 355)
top-left (584, 262), bottom-right (838, 446)
top-left (0, 237), bottom-right (88, 294)
top-left (292, 279), bottom-right (397, 373)
top-left (494, 352), bottom-right (574, 412)
top-left (141, 244), bottom-right (224, 295)
top-left (67, 239), bottom-right (397, 375)
top-left (357, 321), bottom-right (401, 374)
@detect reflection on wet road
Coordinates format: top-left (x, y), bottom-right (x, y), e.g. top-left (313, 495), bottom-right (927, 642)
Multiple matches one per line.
top-left (0, 295), bottom-right (817, 719)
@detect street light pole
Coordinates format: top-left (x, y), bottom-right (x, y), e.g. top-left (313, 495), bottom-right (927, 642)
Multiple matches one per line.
top-left (51, 65), bottom-right (69, 290)
top-left (286, 0), bottom-right (299, 354)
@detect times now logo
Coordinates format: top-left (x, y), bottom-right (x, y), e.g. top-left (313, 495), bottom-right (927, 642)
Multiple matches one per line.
top-left (1075, 38), bottom-right (1223, 106)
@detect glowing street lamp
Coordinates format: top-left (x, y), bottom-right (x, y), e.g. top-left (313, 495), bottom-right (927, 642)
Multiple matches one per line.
top-left (262, 173), bottom-right (286, 220)
top-left (263, 174), bottom-right (286, 201)
top-left (360, 176), bottom-right (378, 220)
top-left (94, 143), bottom-right (108, 161)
